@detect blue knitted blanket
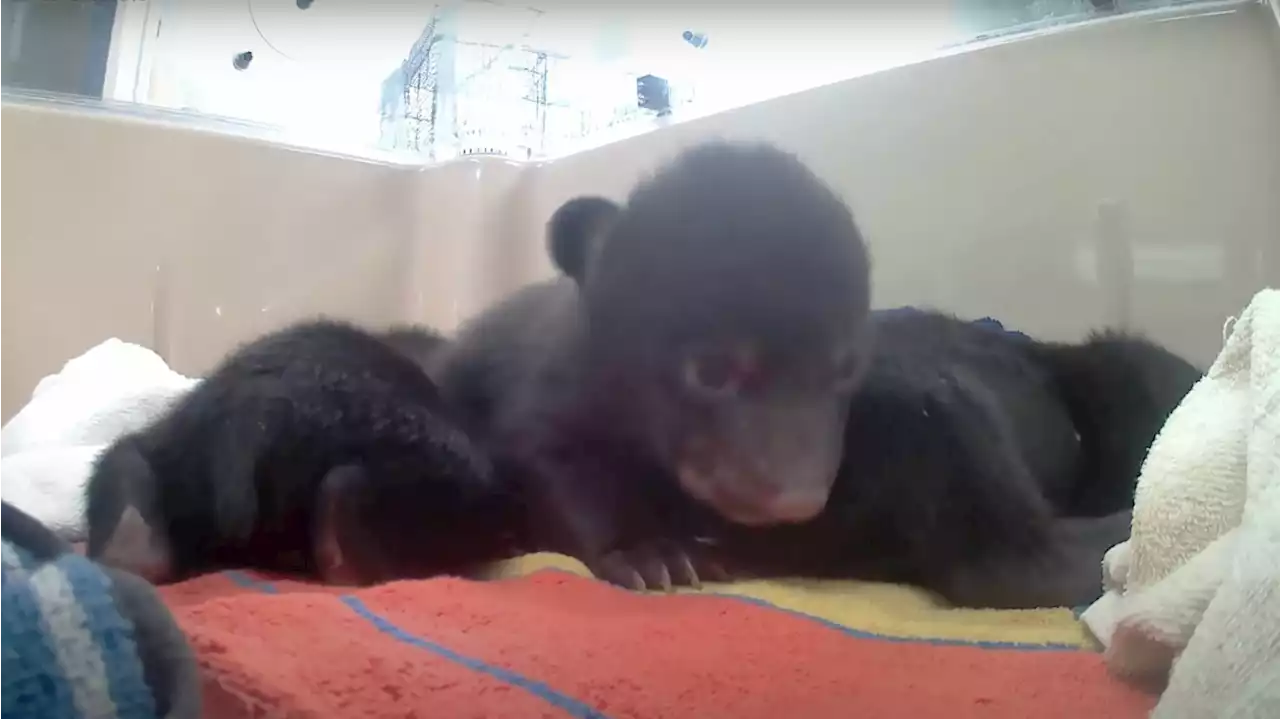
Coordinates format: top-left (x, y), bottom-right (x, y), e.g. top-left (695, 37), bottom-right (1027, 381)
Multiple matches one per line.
top-left (1, 540), bottom-right (157, 719)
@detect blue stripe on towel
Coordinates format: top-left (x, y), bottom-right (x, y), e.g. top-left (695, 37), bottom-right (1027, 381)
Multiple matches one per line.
top-left (710, 591), bottom-right (1081, 652)
top-left (540, 567), bottom-right (1081, 652)
top-left (222, 570), bottom-right (279, 594)
top-left (339, 595), bottom-right (612, 719)
top-left (223, 570), bottom-right (610, 718)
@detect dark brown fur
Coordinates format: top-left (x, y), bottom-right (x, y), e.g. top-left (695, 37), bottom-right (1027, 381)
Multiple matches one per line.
top-left (84, 319), bottom-right (518, 586)
top-left (438, 141), bottom-right (872, 592)
top-left (437, 139), bottom-right (1200, 608)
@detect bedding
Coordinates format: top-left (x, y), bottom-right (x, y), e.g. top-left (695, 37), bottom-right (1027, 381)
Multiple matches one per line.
top-left (1, 531), bottom-right (200, 719)
top-left (167, 554), bottom-right (1154, 718)
top-left (15, 304), bottom-right (1264, 717)
top-left (1083, 287), bottom-right (1280, 718)
top-left (1, 339), bottom-right (198, 540)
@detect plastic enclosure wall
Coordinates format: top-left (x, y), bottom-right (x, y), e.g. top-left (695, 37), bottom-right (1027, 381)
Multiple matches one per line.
top-left (3, 3), bottom-right (1279, 420)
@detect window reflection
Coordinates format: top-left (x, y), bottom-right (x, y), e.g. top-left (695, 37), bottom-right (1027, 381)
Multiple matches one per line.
top-left (1, 0), bottom-right (1210, 159)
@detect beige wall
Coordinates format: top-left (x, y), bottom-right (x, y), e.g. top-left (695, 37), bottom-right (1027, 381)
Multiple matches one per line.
top-left (4, 2), bottom-right (1279, 420)
top-left (1, 106), bottom-right (414, 417)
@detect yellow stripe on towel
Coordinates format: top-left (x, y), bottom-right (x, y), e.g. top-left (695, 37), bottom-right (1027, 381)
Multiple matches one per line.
top-left (485, 553), bottom-right (1098, 650)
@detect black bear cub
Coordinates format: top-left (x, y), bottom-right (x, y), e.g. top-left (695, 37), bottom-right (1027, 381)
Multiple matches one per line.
top-left (85, 319), bottom-right (518, 586)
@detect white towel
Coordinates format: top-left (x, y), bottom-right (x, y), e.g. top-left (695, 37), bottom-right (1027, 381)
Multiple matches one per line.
top-left (1081, 288), bottom-right (1280, 718)
top-left (0, 339), bottom-right (198, 540)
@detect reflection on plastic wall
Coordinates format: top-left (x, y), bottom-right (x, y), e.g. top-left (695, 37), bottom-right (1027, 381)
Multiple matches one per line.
top-left (1, 2), bottom-right (1276, 420)
top-left (18, 0), bottom-right (1202, 160)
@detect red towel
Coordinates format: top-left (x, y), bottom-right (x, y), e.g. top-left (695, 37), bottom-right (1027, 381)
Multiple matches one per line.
top-left (161, 570), bottom-right (1156, 718)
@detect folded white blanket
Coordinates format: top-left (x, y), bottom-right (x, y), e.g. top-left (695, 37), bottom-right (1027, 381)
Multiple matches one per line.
top-left (1081, 288), bottom-right (1280, 718)
top-left (0, 339), bottom-right (198, 540)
